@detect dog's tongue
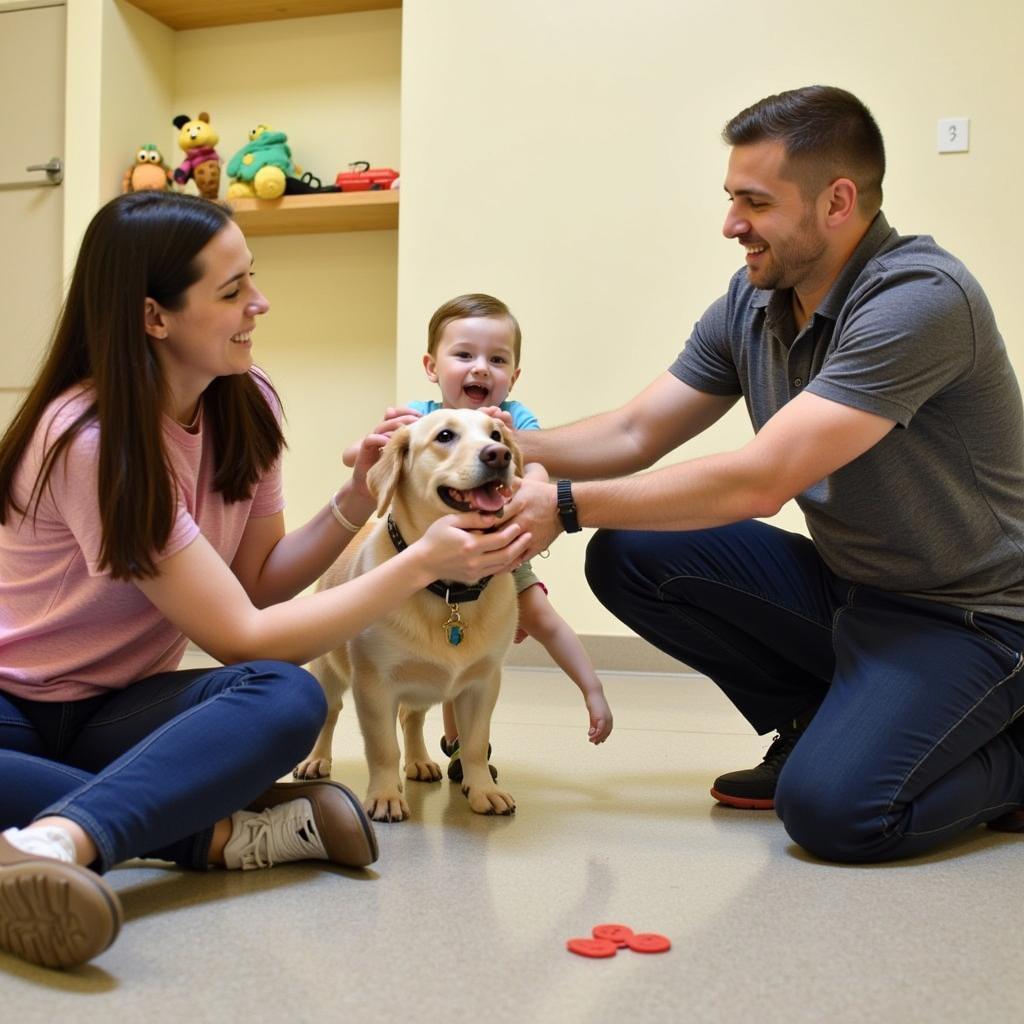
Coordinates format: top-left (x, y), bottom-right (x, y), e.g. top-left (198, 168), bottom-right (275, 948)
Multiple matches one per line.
top-left (469, 484), bottom-right (507, 513)
top-left (450, 481), bottom-right (509, 509)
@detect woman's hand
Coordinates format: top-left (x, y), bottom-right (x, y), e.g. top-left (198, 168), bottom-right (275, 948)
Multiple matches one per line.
top-left (414, 511), bottom-right (532, 583)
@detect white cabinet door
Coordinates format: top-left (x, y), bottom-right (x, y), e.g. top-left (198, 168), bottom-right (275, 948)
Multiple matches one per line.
top-left (0, 2), bottom-right (65, 404)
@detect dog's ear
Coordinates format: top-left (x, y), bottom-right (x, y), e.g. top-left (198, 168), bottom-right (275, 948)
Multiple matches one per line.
top-left (366, 425), bottom-right (411, 516)
top-left (503, 423), bottom-right (525, 477)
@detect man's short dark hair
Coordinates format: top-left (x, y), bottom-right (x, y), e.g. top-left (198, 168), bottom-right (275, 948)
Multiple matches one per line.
top-left (723, 85), bottom-right (885, 215)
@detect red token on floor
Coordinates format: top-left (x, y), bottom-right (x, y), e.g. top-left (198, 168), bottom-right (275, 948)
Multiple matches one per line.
top-left (625, 932), bottom-right (671, 954)
top-left (567, 937), bottom-right (618, 959)
top-left (592, 923), bottom-right (634, 947)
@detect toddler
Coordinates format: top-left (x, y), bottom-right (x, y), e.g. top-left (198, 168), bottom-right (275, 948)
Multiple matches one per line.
top-left (409, 293), bottom-right (613, 781)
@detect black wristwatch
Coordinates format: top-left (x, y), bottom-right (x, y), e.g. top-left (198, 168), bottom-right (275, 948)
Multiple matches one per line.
top-left (556, 479), bottom-right (582, 533)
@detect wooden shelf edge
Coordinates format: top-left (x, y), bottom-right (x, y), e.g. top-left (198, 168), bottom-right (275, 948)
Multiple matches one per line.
top-left (125, 1), bottom-right (401, 32)
top-left (229, 190), bottom-right (399, 236)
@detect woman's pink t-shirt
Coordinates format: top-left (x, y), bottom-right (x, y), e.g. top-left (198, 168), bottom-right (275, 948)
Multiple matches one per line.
top-left (0, 375), bottom-right (284, 701)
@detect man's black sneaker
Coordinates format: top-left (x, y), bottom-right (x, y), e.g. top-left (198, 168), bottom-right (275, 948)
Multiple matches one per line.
top-left (711, 706), bottom-right (817, 810)
top-left (987, 808), bottom-right (1024, 832)
top-left (439, 736), bottom-right (497, 784)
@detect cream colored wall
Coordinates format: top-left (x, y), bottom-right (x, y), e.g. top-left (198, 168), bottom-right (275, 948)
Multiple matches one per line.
top-left (398, 0), bottom-right (1024, 636)
top-left (100, 2), bottom-right (174, 215)
top-left (62, 1), bottom-right (174, 276)
top-left (170, 9), bottom-right (401, 182)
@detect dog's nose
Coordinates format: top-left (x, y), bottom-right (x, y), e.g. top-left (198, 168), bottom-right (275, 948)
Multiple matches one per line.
top-left (479, 443), bottom-right (512, 469)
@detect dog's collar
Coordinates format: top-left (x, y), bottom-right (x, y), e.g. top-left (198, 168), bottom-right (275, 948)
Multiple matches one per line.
top-left (386, 514), bottom-right (493, 604)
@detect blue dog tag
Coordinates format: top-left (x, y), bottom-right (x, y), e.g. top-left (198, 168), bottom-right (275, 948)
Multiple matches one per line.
top-left (442, 605), bottom-right (464, 646)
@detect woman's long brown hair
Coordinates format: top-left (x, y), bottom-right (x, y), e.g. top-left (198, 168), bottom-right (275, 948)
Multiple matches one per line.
top-left (0, 191), bottom-right (285, 580)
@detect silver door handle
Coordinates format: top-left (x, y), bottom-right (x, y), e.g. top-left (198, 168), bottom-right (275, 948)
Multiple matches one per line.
top-left (25, 157), bottom-right (63, 185)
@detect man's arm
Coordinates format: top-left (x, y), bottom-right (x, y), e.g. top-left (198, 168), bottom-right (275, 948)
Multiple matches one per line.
top-left (511, 390), bottom-right (896, 555)
top-left (516, 372), bottom-right (739, 480)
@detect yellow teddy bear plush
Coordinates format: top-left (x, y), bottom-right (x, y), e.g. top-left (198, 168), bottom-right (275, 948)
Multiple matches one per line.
top-left (171, 112), bottom-right (221, 199)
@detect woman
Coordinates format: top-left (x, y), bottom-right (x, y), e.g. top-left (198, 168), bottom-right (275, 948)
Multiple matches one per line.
top-left (0, 191), bottom-right (529, 970)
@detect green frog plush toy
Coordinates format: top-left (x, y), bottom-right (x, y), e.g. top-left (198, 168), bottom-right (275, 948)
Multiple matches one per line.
top-left (226, 124), bottom-right (297, 199)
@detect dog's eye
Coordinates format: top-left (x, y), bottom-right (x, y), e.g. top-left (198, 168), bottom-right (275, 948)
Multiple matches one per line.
top-left (435, 429), bottom-right (456, 444)
top-left (490, 430), bottom-right (502, 441)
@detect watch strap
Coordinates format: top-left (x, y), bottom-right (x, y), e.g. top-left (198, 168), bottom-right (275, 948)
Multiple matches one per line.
top-left (556, 478), bottom-right (582, 533)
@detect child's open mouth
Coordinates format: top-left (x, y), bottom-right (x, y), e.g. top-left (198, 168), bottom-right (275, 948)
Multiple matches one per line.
top-left (463, 385), bottom-right (489, 402)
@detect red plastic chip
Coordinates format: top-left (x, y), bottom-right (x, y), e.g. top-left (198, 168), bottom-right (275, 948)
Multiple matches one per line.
top-left (624, 932), bottom-right (671, 954)
top-left (592, 923), bottom-right (635, 947)
top-left (567, 937), bottom-right (618, 959)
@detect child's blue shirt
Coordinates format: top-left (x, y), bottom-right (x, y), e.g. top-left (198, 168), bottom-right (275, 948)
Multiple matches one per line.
top-left (407, 399), bottom-right (539, 431)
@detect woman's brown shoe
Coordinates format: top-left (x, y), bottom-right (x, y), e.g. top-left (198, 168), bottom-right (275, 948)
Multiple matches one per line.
top-left (0, 835), bottom-right (123, 969)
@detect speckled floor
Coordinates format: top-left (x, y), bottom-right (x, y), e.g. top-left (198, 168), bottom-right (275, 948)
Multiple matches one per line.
top-left (4, 658), bottom-right (1021, 1023)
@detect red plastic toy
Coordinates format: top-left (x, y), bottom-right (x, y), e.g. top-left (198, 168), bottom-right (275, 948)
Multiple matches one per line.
top-left (334, 161), bottom-right (399, 191)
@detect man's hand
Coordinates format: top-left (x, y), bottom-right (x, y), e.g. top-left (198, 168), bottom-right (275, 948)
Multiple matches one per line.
top-left (501, 476), bottom-right (563, 560)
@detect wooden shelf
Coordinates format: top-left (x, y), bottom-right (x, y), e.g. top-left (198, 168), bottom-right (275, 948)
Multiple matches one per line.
top-left (229, 190), bottom-right (398, 236)
top-left (126, 0), bottom-right (400, 31)
top-left (124, 0), bottom-right (402, 237)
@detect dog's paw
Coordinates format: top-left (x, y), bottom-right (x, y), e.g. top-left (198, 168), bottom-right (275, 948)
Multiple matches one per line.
top-left (461, 783), bottom-right (516, 816)
top-left (405, 759), bottom-right (443, 783)
top-left (293, 757), bottom-right (332, 780)
top-left (364, 791), bottom-right (410, 822)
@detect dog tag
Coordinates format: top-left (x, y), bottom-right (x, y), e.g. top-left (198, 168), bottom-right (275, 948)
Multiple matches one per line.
top-left (442, 604), bottom-right (465, 646)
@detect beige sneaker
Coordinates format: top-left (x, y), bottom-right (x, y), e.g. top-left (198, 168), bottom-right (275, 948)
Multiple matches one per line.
top-left (0, 835), bottom-right (123, 969)
top-left (241, 780), bottom-right (378, 869)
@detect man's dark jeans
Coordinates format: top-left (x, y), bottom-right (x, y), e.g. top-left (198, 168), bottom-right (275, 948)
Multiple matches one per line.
top-left (586, 520), bottom-right (1024, 862)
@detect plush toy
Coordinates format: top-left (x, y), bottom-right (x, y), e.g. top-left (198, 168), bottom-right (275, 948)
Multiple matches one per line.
top-left (171, 112), bottom-right (221, 199)
top-left (226, 124), bottom-right (298, 200)
top-left (122, 144), bottom-right (173, 193)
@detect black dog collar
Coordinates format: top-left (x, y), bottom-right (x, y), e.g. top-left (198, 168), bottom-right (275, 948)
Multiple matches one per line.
top-left (386, 515), bottom-right (492, 604)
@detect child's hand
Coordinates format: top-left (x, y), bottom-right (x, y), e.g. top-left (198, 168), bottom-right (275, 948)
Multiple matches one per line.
top-left (348, 408), bottom-right (423, 495)
top-left (513, 625), bottom-right (528, 644)
top-left (381, 404), bottom-right (422, 423)
top-left (342, 442), bottom-right (361, 469)
top-left (585, 692), bottom-right (613, 744)
top-left (481, 405), bottom-right (514, 428)
top-left (343, 406), bottom-right (423, 466)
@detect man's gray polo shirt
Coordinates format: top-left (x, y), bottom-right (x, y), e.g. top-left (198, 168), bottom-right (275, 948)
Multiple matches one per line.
top-left (670, 213), bottom-right (1024, 619)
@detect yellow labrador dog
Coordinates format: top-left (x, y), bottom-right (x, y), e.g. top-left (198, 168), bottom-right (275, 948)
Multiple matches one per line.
top-left (295, 408), bottom-right (521, 822)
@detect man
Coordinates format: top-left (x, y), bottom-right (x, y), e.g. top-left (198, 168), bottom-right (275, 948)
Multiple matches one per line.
top-left (510, 85), bottom-right (1024, 863)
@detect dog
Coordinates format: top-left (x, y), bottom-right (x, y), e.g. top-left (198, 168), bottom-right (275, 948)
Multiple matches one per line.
top-left (295, 408), bottom-right (522, 822)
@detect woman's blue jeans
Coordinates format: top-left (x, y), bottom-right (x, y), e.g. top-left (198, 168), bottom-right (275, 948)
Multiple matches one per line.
top-left (0, 661), bottom-right (325, 873)
top-left (586, 520), bottom-right (1024, 862)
